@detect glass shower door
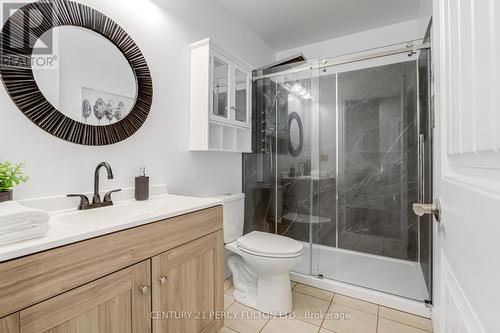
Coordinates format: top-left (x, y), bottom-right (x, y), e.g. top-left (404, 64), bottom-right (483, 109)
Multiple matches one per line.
top-left (243, 62), bottom-right (320, 276)
top-left (245, 50), bottom-right (432, 304)
top-left (314, 56), bottom-right (432, 302)
top-left (311, 71), bottom-right (338, 276)
top-left (273, 68), bottom-right (320, 275)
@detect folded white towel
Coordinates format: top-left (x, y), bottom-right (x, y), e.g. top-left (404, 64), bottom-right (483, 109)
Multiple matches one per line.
top-left (0, 224), bottom-right (50, 246)
top-left (0, 201), bottom-right (50, 228)
top-left (0, 223), bottom-right (46, 233)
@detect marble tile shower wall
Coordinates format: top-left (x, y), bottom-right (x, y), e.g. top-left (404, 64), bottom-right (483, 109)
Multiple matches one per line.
top-left (337, 62), bottom-right (419, 261)
top-left (242, 152), bottom-right (275, 235)
top-left (279, 176), bottom-right (337, 247)
top-left (243, 60), bottom-right (420, 262)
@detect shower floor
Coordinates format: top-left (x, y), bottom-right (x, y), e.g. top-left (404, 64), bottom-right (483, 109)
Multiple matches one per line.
top-left (294, 243), bottom-right (429, 302)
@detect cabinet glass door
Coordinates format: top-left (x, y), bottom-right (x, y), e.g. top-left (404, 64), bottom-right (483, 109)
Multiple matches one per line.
top-left (234, 68), bottom-right (248, 124)
top-left (212, 57), bottom-right (229, 119)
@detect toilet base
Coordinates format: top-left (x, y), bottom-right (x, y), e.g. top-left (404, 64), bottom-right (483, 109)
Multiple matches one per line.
top-left (232, 289), bottom-right (258, 312)
top-left (227, 253), bottom-right (294, 316)
top-left (232, 278), bottom-right (292, 316)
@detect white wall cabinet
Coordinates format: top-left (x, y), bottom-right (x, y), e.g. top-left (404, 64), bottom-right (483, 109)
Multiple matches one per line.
top-left (190, 38), bottom-right (252, 152)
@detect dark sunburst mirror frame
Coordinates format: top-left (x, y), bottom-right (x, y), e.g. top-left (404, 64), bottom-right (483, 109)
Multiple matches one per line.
top-left (0, 0), bottom-right (153, 146)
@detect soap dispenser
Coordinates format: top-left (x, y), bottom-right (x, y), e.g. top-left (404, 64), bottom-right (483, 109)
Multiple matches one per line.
top-left (135, 167), bottom-right (149, 201)
top-left (289, 164), bottom-right (296, 178)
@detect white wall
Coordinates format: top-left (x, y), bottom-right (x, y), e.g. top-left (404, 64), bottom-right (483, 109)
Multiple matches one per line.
top-left (0, 0), bottom-right (275, 202)
top-left (276, 18), bottom-right (431, 60)
top-left (417, 0), bottom-right (433, 36)
top-left (418, 0), bottom-right (433, 18)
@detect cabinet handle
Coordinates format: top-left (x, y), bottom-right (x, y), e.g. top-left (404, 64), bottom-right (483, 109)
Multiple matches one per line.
top-left (230, 106), bottom-right (236, 112)
top-left (159, 276), bottom-right (168, 285)
top-left (139, 286), bottom-right (149, 295)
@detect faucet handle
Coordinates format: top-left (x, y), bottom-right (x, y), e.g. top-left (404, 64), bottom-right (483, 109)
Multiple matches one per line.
top-left (67, 194), bottom-right (90, 210)
top-left (104, 189), bottom-right (122, 203)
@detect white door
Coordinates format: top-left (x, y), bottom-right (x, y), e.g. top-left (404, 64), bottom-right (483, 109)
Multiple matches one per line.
top-left (432, 0), bottom-right (500, 332)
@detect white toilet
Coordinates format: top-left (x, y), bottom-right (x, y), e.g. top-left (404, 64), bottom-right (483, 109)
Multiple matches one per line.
top-left (210, 193), bottom-right (304, 315)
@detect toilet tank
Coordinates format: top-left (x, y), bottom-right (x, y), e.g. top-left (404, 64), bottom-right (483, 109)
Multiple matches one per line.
top-left (208, 193), bottom-right (245, 243)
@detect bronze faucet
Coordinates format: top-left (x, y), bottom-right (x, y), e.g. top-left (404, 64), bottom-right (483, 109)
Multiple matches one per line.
top-left (67, 162), bottom-right (121, 210)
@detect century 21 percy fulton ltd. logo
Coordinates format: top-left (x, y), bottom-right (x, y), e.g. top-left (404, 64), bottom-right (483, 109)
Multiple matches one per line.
top-left (1, 2), bottom-right (57, 68)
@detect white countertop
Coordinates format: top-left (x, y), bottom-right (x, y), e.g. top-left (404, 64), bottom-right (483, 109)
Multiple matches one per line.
top-left (0, 194), bottom-right (222, 262)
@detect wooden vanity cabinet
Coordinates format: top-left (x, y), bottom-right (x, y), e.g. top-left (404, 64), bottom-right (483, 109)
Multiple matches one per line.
top-left (0, 207), bottom-right (224, 333)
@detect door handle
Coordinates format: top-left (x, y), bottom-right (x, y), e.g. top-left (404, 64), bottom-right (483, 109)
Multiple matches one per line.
top-left (413, 199), bottom-right (442, 222)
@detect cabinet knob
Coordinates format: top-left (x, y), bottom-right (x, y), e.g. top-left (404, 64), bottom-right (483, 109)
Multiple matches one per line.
top-left (159, 276), bottom-right (168, 285)
top-left (139, 286), bottom-right (149, 295)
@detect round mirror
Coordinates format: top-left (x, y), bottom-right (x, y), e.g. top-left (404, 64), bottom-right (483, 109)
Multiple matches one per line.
top-left (33, 27), bottom-right (137, 126)
top-left (287, 112), bottom-right (303, 156)
top-left (0, 0), bottom-right (153, 146)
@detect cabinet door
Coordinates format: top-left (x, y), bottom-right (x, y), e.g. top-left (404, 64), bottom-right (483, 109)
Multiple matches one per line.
top-left (231, 66), bottom-right (251, 128)
top-left (152, 232), bottom-right (224, 333)
top-left (19, 261), bottom-right (151, 333)
top-left (210, 53), bottom-right (230, 121)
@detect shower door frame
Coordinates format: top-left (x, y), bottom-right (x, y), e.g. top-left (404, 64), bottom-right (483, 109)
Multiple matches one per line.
top-left (253, 40), bottom-right (431, 82)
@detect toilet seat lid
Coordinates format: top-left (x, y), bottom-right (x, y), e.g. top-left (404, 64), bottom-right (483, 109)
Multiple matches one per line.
top-left (237, 231), bottom-right (303, 256)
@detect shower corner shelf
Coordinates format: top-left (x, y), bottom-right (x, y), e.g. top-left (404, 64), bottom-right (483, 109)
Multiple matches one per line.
top-left (189, 38), bottom-right (253, 153)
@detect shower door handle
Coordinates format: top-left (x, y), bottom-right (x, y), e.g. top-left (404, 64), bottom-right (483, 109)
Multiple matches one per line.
top-left (413, 199), bottom-right (442, 222)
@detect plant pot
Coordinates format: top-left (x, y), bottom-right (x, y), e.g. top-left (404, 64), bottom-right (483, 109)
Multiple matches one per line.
top-left (0, 190), bottom-right (13, 203)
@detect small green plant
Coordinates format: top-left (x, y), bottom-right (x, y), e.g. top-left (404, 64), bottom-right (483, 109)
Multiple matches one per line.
top-left (0, 161), bottom-right (29, 192)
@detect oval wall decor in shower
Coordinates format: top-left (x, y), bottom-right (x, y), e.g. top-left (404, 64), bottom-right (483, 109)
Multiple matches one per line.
top-left (287, 112), bottom-right (304, 157)
top-left (0, 0), bottom-right (153, 146)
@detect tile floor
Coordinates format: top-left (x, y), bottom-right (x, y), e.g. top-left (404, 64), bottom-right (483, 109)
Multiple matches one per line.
top-left (221, 278), bottom-right (433, 333)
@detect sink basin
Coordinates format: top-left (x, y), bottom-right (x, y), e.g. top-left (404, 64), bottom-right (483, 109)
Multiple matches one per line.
top-left (54, 201), bottom-right (159, 226)
top-left (53, 195), bottom-right (221, 229)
